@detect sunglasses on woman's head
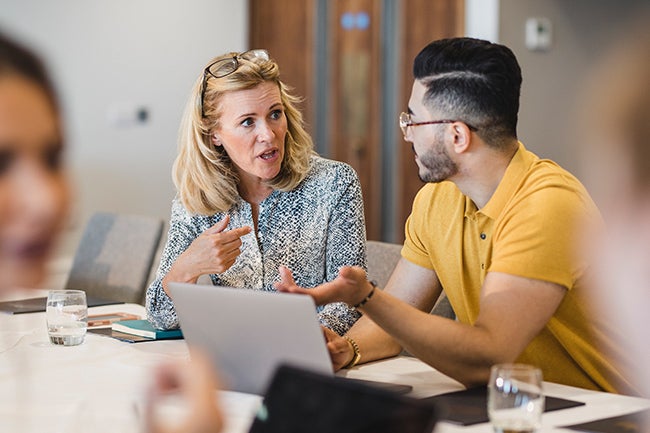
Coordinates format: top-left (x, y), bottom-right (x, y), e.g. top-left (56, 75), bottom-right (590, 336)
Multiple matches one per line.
top-left (199, 49), bottom-right (270, 118)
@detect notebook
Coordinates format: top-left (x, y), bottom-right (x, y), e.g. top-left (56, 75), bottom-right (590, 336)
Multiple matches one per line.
top-left (111, 319), bottom-right (184, 340)
top-left (422, 385), bottom-right (585, 426)
top-left (0, 295), bottom-right (123, 314)
top-left (562, 408), bottom-right (650, 433)
top-left (249, 364), bottom-right (438, 433)
top-left (168, 282), bottom-right (413, 396)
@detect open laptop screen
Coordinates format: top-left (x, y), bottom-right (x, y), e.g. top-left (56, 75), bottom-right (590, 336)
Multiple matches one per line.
top-left (169, 283), bottom-right (333, 395)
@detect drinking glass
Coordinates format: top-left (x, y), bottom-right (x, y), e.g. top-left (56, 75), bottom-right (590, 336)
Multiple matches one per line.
top-left (488, 363), bottom-right (544, 433)
top-left (46, 290), bottom-right (88, 346)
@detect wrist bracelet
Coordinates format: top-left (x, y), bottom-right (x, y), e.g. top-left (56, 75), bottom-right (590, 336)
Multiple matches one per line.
top-left (353, 280), bottom-right (377, 309)
top-left (342, 335), bottom-right (361, 369)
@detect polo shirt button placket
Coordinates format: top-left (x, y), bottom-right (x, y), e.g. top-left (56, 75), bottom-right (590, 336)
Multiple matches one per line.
top-left (480, 233), bottom-right (487, 270)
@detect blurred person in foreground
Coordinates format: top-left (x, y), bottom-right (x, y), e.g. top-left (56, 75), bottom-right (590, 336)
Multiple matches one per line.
top-left (277, 37), bottom-right (636, 395)
top-left (577, 17), bottom-right (650, 399)
top-left (0, 30), bottom-right (222, 433)
top-left (146, 49), bottom-right (366, 334)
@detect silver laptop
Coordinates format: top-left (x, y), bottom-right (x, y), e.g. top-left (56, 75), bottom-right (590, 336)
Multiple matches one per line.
top-left (169, 282), bottom-right (333, 395)
top-left (169, 282), bottom-right (413, 396)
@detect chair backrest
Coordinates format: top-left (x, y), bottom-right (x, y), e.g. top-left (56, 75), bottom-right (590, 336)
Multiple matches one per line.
top-left (366, 240), bottom-right (403, 289)
top-left (366, 240), bottom-right (455, 320)
top-left (64, 212), bottom-right (164, 305)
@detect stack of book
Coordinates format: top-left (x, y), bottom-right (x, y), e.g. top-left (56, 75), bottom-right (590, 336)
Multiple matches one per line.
top-left (110, 319), bottom-right (183, 343)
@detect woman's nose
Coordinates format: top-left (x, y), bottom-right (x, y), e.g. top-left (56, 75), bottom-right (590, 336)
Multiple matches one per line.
top-left (14, 159), bottom-right (67, 225)
top-left (257, 121), bottom-right (275, 142)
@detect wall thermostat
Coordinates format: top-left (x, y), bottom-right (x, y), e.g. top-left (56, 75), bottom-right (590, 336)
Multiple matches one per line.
top-left (525, 17), bottom-right (552, 51)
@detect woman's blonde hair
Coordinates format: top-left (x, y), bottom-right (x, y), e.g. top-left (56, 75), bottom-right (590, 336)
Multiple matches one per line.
top-left (173, 51), bottom-right (314, 215)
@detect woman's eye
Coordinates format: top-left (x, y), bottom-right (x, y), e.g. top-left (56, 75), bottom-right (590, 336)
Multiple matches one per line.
top-left (270, 109), bottom-right (283, 120)
top-left (241, 117), bottom-right (254, 127)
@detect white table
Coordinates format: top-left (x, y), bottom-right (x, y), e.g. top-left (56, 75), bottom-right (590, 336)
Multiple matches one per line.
top-left (0, 301), bottom-right (648, 433)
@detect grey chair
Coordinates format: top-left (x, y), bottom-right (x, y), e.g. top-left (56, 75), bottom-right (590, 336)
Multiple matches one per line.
top-left (64, 212), bottom-right (164, 305)
top-left (366, 240), bottom-right (455, 319)
top-left (366, 240), bottom-right (403, 289)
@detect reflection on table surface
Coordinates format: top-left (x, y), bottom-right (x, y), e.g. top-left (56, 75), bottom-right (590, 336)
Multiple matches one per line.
top-left (0, 302), bottom-right (648, 433)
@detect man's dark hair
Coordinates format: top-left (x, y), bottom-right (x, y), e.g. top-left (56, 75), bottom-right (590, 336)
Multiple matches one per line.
top-left (413, 37), bottom-right (522, 148)
top-left (0, 30), bottom-right (59, 112)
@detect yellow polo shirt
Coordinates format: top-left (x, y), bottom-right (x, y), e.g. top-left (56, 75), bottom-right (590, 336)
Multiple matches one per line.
top-left (403, 143), bottom-right (634, 394)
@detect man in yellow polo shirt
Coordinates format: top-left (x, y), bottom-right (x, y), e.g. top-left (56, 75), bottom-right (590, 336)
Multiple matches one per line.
top-left (276, 37), bottom-right (634, 395)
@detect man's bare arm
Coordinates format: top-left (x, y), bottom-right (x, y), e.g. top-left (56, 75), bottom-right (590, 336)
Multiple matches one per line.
top-left (277, 262), bottom-right (566, 386)
top-left (277, 258), bottom-right (444, 369)
top-left (357, 271), bottom-right (566, 386)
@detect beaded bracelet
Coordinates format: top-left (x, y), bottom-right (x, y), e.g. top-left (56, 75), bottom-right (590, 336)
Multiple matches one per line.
top-left (352, 280), bottom-right (377, 309)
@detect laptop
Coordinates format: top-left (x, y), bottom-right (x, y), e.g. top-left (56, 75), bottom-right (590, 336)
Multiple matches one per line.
top-left (168, 282), bottom-right (412, 396)
top-left (249, 364), bottom-right (438, 433)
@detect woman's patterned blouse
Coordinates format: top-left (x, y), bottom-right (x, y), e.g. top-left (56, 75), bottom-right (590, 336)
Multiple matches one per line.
top-left (146, 156), bottom-right (367, 334)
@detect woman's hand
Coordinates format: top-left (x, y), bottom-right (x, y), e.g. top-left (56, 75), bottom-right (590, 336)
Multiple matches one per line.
top-left (163, 215), bottom-right (252, 295)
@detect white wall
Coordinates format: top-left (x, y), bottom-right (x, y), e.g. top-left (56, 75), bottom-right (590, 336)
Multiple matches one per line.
top-left (465, 0), bottom-right (499, 42)
top-left (498, 0), bottom-right (647, 178)
top-left (0, 0), bottom-right (248, 255)
top-left (467, 0), bottom-right (649, 180)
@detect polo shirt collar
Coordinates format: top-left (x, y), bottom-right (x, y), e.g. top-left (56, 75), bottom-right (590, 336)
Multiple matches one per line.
top-left (479, 142), bottom-right (536, 219)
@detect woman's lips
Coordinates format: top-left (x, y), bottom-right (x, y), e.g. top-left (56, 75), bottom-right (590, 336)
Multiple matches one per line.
top-left (4, 238), bottom-right (52, 261)
top-left (259, 149), bottom-right (279, 161)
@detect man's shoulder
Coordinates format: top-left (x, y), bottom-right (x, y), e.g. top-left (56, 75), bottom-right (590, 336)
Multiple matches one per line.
top-left (519, 159), bottom-right (591, 205)
top-left (413, 181), bottom-right (464, 204)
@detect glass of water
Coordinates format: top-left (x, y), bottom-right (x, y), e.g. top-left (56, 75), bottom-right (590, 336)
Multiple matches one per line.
top-left (488, 363), bottom-right (544, 433)
top-left (46, 290), bottom-right (88, 346)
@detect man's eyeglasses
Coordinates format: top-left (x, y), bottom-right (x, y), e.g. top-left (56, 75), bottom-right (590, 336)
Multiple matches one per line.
top-left (399, 112), bottom-right (477, 136)
top-left (200, 49), bottom-right (270, 118)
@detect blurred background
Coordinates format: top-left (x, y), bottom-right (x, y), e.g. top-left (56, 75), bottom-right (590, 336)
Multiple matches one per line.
top-left (0, 0), bottom-right (646, 265)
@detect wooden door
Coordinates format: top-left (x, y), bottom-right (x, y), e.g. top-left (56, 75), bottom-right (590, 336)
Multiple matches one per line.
top-left (329, 0), bottom-right (382, 240)
top-left (249, 0), bottom-right (464, 242)
top-left (249, 0), bottom-right (316, 131)
top-left (396, 0), bottom-right (465, 242)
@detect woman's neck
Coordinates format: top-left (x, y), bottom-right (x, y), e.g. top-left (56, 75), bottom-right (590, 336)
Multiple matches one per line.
top-left (238, 178), bottom-right (273, 234)
top-left (238, 172), bottom-right (274, 205)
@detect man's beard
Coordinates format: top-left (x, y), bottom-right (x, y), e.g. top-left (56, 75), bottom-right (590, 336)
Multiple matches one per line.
top-left (417, 137), bottom-right (458, 183)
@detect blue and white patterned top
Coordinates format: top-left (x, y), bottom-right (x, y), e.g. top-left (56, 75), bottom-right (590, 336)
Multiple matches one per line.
top-left (146, 156), bottom-right (367, 334)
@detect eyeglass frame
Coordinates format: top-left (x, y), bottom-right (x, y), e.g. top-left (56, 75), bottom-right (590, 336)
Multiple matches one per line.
top-left (399, 111), bottom-right (477, 136)
top-left (199, 49), bottom-right (270, 118)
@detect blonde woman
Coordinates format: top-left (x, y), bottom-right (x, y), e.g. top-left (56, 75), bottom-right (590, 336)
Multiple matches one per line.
top-left (146, 50), bottom-right (366, 333)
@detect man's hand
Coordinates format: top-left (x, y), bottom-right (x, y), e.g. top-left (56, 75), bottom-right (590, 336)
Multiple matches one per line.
top-left (275, 265), bottom-right (371, 306)
top-left (322, 327), bottom-right (354, 371)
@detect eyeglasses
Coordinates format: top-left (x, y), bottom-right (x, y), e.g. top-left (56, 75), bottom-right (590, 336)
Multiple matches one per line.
top-left (399, 112), bottom-right (477, 136)
top-left (200, 49), bottom-right (270, 118)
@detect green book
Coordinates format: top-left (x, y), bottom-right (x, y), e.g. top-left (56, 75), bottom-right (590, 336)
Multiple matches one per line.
top-left (111, 319), bottom-right (183, 340)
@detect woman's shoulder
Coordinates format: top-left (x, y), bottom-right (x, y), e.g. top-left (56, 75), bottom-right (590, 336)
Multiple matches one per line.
top-left (306, 155), bottom-right (360, 185)
top-left (170, 197), bottom-right (229, 228)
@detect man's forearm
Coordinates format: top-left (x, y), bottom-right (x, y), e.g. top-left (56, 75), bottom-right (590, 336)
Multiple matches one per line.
top-left (357, 288), bottom-right (498, 387)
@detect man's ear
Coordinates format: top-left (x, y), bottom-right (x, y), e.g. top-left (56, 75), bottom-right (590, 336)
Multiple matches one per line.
top-left (451, 122), bottom-right (472, 154)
